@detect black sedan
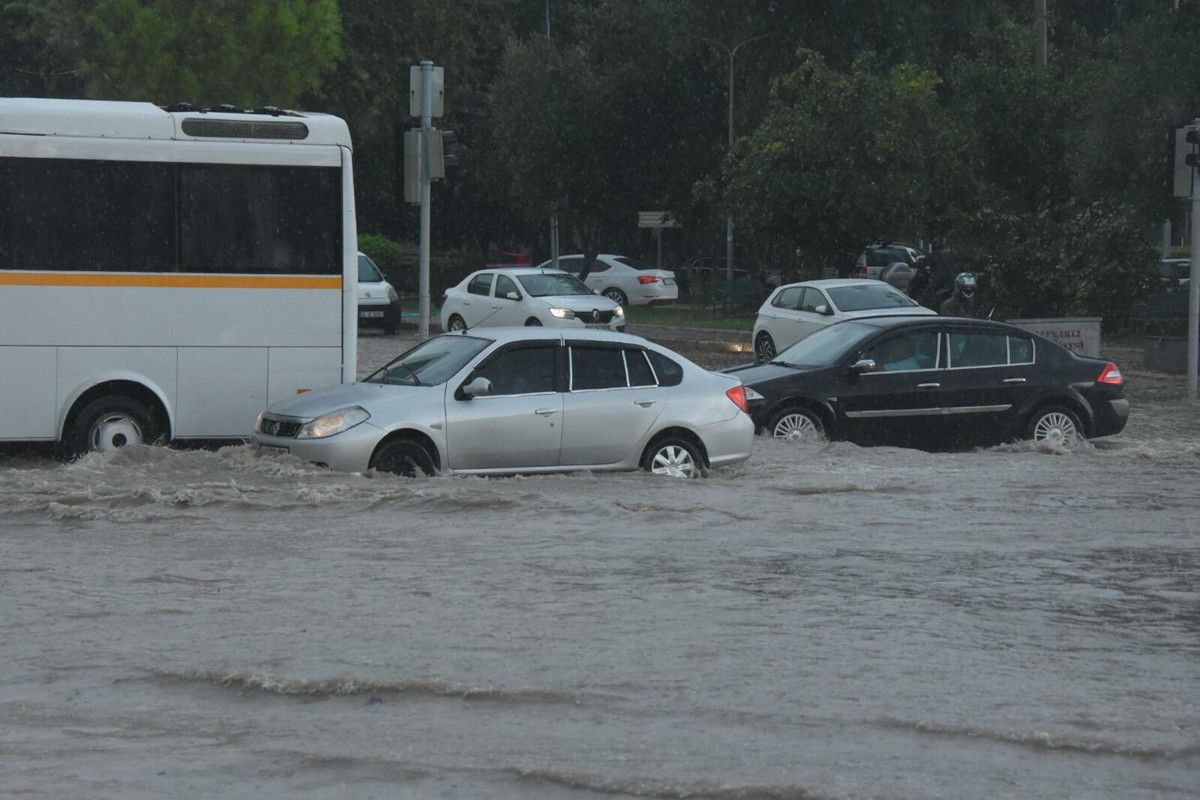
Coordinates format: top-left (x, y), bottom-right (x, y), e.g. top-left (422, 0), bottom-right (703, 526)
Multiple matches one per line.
top-left (727, 316), bottom-right (1129, 449)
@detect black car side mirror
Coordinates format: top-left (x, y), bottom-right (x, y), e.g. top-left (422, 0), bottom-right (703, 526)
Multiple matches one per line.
top-left (849, 358), bottom-right (877, 375)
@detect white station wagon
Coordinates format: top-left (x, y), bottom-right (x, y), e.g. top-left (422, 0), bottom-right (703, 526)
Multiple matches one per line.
top-left (752, 279), bottom-right (936, 361)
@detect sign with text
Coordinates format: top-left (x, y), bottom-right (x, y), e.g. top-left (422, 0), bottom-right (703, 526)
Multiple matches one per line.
top-left (1010, 317), bottom-right (1102, 357)
top-left (637, 211), bottom-right (680, 229)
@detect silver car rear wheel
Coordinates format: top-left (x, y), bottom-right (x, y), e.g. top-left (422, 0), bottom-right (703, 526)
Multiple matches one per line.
top-left (649, 444), bottom-right (698, 478)
top-left (1028, 407), bottom-right (1082, 445)
top-left (447, 314), bottom-right (466, 332)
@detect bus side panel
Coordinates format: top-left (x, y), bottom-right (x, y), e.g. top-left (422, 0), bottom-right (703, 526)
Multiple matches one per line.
top-left (0, 347), bottom-right (57, 439)
top-left (56, 347), bottom-right (177, 438)
top-left (176, 348), bottom-right (268, 439)
top-left (267, 347), bottom-right (342, 405)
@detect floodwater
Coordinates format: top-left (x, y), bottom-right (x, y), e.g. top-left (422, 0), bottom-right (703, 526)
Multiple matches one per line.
top-left (2, 339), bottom-right (1198, 799)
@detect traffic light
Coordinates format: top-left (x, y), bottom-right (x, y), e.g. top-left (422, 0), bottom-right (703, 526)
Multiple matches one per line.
top-left (1187, 129), bottom-right (1200, 169)
top-left (426, 129), bottom-right (460, 179)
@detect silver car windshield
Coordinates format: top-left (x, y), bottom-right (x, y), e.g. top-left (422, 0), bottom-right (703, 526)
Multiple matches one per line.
top-left (357, 254), bottom-right (384, 283)
top-left (517, 273), bottom-right (593, 297)
top-left (827, 283), bottom-right (918, 312)
top-left (774, 321), bottom-right (879, 368)
top-left (366, 335), bottom-right (492, 386)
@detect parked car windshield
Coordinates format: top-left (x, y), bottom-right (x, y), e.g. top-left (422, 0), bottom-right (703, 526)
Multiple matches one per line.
top-left (517, 273), bottom-right (594, 296)
top-left (774, 321), bottom-right (879, 367)
top-left (828, 283), bottom-right (919, 312)
top-left (366, 335), bottom-right (492, 386)
top-left (358, 254), bottom-right (384, 283)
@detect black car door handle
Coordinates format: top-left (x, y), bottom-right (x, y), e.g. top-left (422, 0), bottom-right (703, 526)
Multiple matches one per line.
top-left (917, 382), bottom-right (941, 389)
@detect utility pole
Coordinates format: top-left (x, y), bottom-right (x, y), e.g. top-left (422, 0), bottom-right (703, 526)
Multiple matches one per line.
top-left (418, 60), bottom-right (433, 340)
top-left (696, 33), bottom-right (769, 285)
top-left (1034, 0), bottom-right (1048, 66)
top-left (545, 0), bottom-right (560, 268)
top-left (1190, 120), bottom-right (1200, 399)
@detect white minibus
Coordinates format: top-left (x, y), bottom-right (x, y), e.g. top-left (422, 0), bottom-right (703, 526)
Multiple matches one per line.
top-left (0, 98), bottom-right (358, 455)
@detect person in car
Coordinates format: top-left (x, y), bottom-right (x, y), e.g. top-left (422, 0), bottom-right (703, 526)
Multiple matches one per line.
top-left (876, 335), bottom-right (923, 371)
top-left (940, 272), bottom-right (977, 317)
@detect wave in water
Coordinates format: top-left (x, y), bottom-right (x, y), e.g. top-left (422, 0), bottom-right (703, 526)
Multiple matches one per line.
top-left (509, 767), bottom-right (845, 800)
top-left (149, 668), bottom-right (611, 706)
top-left (876, 717), bottom-right (1200, 762)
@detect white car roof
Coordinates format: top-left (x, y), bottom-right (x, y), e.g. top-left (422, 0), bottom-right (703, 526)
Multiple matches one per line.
top-left (470, 267), bottom-right (571, 276)
top-left (0, 98), bottom-right (351, 147)
top-left (776, 278), bottom-right (905, 291)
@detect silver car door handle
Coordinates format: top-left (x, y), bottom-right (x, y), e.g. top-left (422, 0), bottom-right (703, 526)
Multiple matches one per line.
top-left (534, 408), bottom-right (559, 416)
top-left (490, 304), bottom-right (500, 309)
top-left (634, 400), bottom-right (657, 407)
top-left (1002, 377), bottom-right (1027, 384)
top-left (917, 382), bottom-right (941, 389)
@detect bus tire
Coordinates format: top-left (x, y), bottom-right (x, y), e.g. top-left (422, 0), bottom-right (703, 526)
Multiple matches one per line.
top-left (61, 394), bottom-right (162, 460)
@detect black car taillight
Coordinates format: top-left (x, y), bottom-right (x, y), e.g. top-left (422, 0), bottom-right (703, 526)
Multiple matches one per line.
top-left (1097, 362), bottom-right (1124, 385)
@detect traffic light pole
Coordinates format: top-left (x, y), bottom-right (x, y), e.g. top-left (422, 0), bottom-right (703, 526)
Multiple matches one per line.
top-left (418, 60), bottom-right (433, 341)
top-left (1189, 187), bottom-right (1199, 399)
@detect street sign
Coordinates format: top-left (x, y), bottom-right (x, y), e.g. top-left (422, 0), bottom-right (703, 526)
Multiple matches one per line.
top-left (1174, 126), bottom-right (1195, 198)
top-left (638, 211), bottom-right (680, 229)
top-left (402, 129), bottom-right (422, 203)
top-left (410, 65), bottom-right (444, 118)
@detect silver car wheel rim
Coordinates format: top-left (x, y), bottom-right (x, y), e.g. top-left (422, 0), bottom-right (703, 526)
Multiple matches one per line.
top-left (650, 445), bottom-right (698, 478)
top-left (756, 335), bottom-right (775, 361)
top-left (773, 413), bottom-right (824, 443)
top-left (604, 289), bottom-right (623, 303)
top-left (1034, 412), bottom-right (1077, 445)
top-left (89, 413), bottom-right (143, 452)
top-left (448, 318), bottom-right (465, 331)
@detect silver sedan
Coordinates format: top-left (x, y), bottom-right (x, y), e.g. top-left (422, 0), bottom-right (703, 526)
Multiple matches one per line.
top-left (252, 329), bottom-right (754, 478)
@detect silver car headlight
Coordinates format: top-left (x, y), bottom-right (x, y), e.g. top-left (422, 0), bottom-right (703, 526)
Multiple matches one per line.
top-left (744, 387), bottom-right (765, 401)
top-left (613, 305), bottom-right (625, 317)
top-left (549, 307), bottom-right (575, 319)
top-left (296, 406), bottom-right (370, 439)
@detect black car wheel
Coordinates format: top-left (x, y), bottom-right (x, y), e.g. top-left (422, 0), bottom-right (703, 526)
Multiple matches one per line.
top-left (447, 314), bottom-right (467, 332)
top-left (768, 406), bottom-right (827, 444)
top-left (755, 332), bottom-right (777, 362)
top-left (1026, 406), bottom-right (1084, 445)
top-left (371, 438), bottom-right (436, 477)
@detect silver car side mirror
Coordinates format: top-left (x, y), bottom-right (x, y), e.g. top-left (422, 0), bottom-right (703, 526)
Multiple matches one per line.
top-left (814, 304), bottom-right (833, 316)
top-left (461, 376), bottom-right (493, 398)
top-left (849, 358), bottom-right (877, 375)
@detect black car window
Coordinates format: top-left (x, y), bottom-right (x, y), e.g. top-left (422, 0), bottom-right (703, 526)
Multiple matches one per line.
top-left (588, 259), bottom-right (610, 273)
top-left (773, 287), bottom-right (803, 310)
top-left (625, 349), bottom-right (656, 387)
top-left (473, 345), bottom-right (557, 395)
top-left (645, 350), bottom-right (684, 387)
top-left (865, 330), bottom-right (939, 372)
top-left (494, 274), bottom-right (520, 300)
top-left (571, 346), bottom-right (627, 390)
top-left (467, 273), bottom-right (493, 296)
top-left (1009, 335), bottom-right (1035, 364)
top-left (948, 331), bottom-right (1008, 368)
top-left (557, 257), bottom-right (583, 274)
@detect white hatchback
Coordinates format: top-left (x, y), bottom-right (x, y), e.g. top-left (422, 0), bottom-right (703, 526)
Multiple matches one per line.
top-left (752, 279), bottom-right (936, 361)
top-left (357, 251), bottom-right (402, 334)
top-left (536, 254), bottom-right (679, 307)
top-left (440, 268), bottom-right (625, 332)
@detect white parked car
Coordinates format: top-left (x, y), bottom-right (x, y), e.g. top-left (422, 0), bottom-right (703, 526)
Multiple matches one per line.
top-left (535, 254), bottom-right (679, 306)
top-left (440, 268), bottom-right (625, 332)
top-left (752, 279), bottom-right (936, 361)
top-left (357, 251), bottom-right (401, 334)
top-left (252, 328), bottom-right (754, 478)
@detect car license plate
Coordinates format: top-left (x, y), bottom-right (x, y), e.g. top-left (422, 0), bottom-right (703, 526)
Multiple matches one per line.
top-left (585, 323), bottom-right (610, 329)
top-left (663, 278), bottom-right (675, 286)
top-left (359, 310), bottom-right (385, 319)
top-left (257, 444), bottom-right (289, 456)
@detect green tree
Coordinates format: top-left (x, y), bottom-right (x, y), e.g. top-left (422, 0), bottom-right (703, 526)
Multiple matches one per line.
top-left (75, 0), bottom-right (341, 106)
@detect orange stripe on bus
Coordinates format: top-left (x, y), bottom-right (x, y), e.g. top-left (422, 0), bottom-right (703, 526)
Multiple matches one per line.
top-left (0, 272), bottom-right (342, 289)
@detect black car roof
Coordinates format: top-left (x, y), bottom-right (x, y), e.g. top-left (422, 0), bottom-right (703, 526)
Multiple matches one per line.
top-left (849, 314), bottom-right (1021, 332)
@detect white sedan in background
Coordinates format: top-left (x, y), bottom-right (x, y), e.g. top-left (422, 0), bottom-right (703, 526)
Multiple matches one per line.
top-left (536, 254), bottom-right (678, 307)
top-left (752, 279), bottom-right (936, 361)
top-left (440, 268), bottom-right (625, 331)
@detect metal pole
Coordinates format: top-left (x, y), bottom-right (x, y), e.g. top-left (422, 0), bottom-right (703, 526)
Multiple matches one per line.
top-left (1188, 161), bottom-right (1199, 400)
top-left (656, 227), bottom-right (662, 270)
top-left (1034, 0), bottom-right (1047, 66)
top-left (545, 1), bottom-right (559, 269)
top-left (418, 60), bottom-right (433, 340)
top-left (725, 48), bottom-right (735, 286)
